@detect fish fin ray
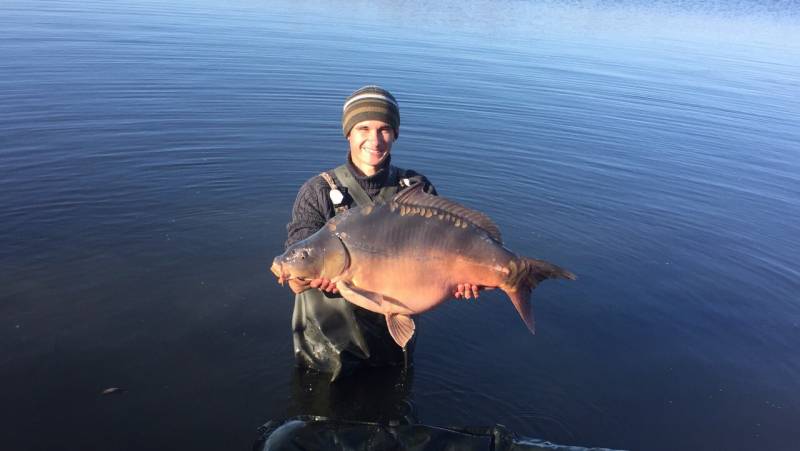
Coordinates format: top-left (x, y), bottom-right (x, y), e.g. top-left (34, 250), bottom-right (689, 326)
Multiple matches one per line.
top-left (386, 314), bottom-right (416, 348)
top-left (336, 281), bottom-right (383, 312)
top-left (523, 258), bottom-right (577, 283)
top-left (501, 257), bottom-right (576, 334)
top-left (507, 289), bottom-right (536, 334)
top-left (392, 184), bottom-right (502, 243)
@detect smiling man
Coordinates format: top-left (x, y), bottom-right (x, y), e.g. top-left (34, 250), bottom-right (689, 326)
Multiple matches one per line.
top-left (284, 85), bottom-right (479, 379)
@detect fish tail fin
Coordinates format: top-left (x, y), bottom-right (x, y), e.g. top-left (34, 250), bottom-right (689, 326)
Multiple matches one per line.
top-left (501, 257), bottom-right (576, 334)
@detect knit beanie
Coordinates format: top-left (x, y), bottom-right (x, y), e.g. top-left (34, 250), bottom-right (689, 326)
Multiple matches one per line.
top-left (342, 85), bottom-right (400, 138)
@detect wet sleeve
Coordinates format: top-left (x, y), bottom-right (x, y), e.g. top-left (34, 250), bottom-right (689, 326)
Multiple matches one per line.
top-left (422, 176), bottom-right (437, 196)
top-left (404, 170), bottom-right (438, 196)
top-left (285, 176), bottom-right (331, 249)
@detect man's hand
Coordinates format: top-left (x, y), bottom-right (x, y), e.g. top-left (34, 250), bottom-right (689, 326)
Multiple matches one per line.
top-left (310, 278), bottom-right (339, 294)
top-left (454, 284), bottom-right (480, 300)
top-left (289, 278), bottom-right (338, 295)
top-left (454, 284), bottom-right (496, 300)
top-left (288, 278), bottom-right (310, 294)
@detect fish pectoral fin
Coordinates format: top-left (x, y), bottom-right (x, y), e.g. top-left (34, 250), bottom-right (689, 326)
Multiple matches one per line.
top-left (336, 281), bottom-right (384, 309)
top-left (385, 314), bottom-right (416, 348)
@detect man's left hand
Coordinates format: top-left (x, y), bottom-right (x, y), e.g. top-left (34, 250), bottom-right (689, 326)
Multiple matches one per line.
top-left (454, 284), bottom-right (481, 300)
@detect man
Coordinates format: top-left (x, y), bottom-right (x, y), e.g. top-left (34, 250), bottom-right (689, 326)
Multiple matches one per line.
top-left (285, 85), bottom-right (480, 380)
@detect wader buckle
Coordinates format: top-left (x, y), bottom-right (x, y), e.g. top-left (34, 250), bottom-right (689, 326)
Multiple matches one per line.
top-left (320, 171), bottom-right (349, 214)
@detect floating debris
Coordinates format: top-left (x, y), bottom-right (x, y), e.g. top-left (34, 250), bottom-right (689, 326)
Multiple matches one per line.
top-left (101, 387), bottom-right (125, 395)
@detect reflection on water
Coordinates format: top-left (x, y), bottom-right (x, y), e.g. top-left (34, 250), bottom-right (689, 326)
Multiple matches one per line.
top-left (1, 0), bottom-right (799, 450)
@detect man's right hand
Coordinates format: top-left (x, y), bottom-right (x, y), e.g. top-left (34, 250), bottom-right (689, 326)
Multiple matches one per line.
top-left (289, 278), bottom-right (339, 295)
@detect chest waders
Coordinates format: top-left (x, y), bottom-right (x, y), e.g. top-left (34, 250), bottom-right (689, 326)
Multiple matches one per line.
top-left (291, 164), bottom-right (413, 380)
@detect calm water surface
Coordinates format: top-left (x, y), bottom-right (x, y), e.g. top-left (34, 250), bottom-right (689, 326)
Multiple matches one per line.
top-left (1, 1), bottom-right (799, 450)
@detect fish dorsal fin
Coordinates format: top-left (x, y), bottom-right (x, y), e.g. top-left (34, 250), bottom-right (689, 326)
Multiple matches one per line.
top-left (392, 183), bottom-right (503, 243)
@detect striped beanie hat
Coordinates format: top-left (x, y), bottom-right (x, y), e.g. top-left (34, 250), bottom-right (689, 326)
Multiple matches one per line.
top-left (342, 85), bottom-right (400, 138)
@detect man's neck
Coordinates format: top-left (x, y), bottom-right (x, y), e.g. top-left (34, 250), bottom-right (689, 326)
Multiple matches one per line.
top-left (353, 161), bottom-right (378, 177)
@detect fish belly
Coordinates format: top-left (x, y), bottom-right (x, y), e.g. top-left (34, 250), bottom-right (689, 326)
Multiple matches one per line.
top-left (350, 251), bottom-right (507, 315)
top-left (350, 257), bottom-right (451, 314)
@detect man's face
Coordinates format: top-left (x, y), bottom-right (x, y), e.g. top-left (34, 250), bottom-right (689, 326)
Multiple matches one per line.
top-left (347, 120), bottom-right (395, 173)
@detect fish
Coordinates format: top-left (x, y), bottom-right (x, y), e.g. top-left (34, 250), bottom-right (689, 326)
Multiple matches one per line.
top-left (271, 183), bottom-right (576, 348)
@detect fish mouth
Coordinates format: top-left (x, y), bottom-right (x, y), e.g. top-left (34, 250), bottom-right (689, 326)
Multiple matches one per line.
top-left (270, 260), bottom-right (307, 286)
top-left (270, 261), bottom-right (282, 278)
top-left (270, 261), bottom-right (290, 285)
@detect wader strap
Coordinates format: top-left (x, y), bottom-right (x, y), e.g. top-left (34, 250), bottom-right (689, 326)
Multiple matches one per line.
top-left (332, 165), bottom-right (408, 208)
top-left (377, 166), bottom-right (400, 203)
top-left (319, 171), bottom-right (348, 214)
top-left (333, 164), bottom-right (373, 207)
top-left (319, 171), bottom-right (337, 190)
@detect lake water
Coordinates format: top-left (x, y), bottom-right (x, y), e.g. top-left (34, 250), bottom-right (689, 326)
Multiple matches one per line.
top-left (1, 0), bottom-right (799, 449)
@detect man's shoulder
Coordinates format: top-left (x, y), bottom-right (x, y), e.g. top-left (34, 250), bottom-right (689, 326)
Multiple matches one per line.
top-left (299, 168), bottom-right (341, 192)
top-left (293, 172), bottom-right (335, 210)
top-left (299, 173), bottom-right (329, 189)
top-left (393, 166), bottom-right (437, 194)
top-left (392, 165), bottom-right (427, 180)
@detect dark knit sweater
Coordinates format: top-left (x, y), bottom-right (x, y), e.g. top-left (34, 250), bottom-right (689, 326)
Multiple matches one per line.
top-left (285, 155), bottom-right (436, 248)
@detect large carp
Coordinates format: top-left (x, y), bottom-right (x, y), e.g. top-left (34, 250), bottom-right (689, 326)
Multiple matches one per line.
top-left (271, 183), bottom-right (575, 348)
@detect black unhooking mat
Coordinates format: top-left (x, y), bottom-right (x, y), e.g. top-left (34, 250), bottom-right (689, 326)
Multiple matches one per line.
top-left (253, 416), bottom-right (623, 451)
